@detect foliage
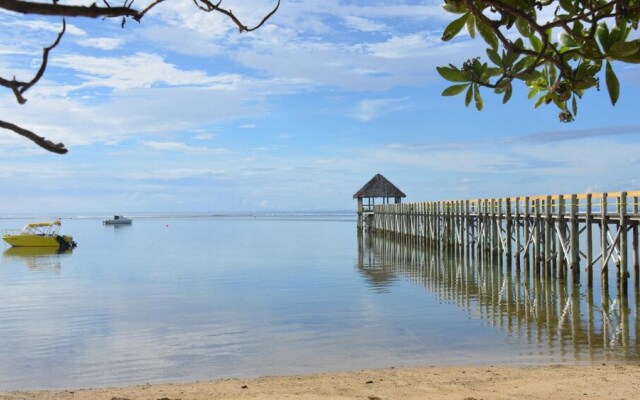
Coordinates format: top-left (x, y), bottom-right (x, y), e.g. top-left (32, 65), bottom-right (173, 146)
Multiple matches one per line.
top-left (0, 0), bottom-right (279, 153)
top-left (438, 0), bottom-right (640, 122)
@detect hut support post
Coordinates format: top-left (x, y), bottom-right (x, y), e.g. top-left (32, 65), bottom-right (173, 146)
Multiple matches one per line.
top-left (357, 198), bottom-right (364, 231)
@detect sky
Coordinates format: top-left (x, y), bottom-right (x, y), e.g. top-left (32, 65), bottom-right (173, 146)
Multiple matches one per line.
top-left (0, 1), bottom-right (639, 214)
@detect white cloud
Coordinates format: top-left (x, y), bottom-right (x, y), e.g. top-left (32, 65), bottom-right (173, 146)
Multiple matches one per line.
top-left (0, 18), bottom-right (85, 36)
top-left (76, 37), bottom-right (125, 50)
top-left (53, 52), bottom-right (244, 90)
top-left (353, 98), bottom-right (411, 121)
top-left (343, 16), bottom-right (389, 32)
top-left (142, 141), bottom-right (230, 155)
top-left (366, 33), bottom-right (441, 59)
top-left (192, 133), bottom-right (216, 140)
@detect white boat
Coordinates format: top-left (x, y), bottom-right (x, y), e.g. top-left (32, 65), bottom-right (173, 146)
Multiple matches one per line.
top-left (103, 215), bottom-right (132, 225)
top-left (2, 220), bottom-right (76, 249)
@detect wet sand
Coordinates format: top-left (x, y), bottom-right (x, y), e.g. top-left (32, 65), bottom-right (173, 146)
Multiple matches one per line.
top-left (2, 364), bottom-right (639, 400)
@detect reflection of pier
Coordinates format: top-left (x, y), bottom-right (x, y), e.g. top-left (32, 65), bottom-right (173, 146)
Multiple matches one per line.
top-left (357, 233), bottom-right (639, 361)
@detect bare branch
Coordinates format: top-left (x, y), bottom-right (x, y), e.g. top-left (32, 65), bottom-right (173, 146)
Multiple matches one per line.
top-left (0, 0), bottom-right (139, 18)
top-left (19, 19), bottom-right (66, 99)
top-left (195, 0), bottom-right (280, 32)
top-left (136, 0), bottom-right (166, 21)
top-left (0, 119), bottom-right (68, 154)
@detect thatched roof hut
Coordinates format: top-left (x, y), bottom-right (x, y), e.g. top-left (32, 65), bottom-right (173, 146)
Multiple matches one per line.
top-left (353, 174), bottom-right (406, 200)
top-left (354, 174), bottom-right (406, 230)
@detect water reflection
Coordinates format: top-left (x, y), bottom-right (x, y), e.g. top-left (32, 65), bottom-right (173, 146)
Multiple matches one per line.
top-left (357, 233), bottom-right (639, 362)
top-left (3, 247), bottom-right (71, 271)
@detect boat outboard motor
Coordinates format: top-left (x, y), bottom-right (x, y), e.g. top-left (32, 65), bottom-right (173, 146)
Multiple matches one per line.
top-left (55, 235), bottom-right (70, 250)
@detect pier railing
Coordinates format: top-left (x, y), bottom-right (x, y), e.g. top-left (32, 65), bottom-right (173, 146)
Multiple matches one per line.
top-left (371, 191), bottom-right (640, 292)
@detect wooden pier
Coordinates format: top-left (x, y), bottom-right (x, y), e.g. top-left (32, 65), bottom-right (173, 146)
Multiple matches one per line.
top-left (368, 191), bottom-right (640, 294)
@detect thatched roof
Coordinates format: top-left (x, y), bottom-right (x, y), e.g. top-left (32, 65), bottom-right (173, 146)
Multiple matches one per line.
top-left (353, 174), bottom-right (406, 199)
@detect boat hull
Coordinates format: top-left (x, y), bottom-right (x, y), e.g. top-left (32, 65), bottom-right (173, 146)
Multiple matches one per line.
top-left (2, 234), bottom-right (74, 248)
top-left (103, 220), bottom-right (131, 225)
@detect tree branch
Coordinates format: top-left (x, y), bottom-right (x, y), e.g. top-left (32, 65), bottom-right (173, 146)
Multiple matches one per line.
top-left (194, 0), bottom-right (280, 32)
top-left (19, 18), bottom-right (66, 100)
top-left (0, 119), bottom-right (68, 154)
top-left (0, 0), bottom-right (139, 18)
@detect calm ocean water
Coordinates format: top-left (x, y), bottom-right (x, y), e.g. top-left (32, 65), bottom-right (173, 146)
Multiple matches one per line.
top-left (0, 214), bottom-right (638, 391)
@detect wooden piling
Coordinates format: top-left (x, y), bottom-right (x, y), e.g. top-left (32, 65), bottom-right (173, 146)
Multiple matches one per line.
top-left (557, 194), bottom-right (565, 280)
top-left (586, 194), bottom-right (593, 288)
top-left (570, 194), bottom-right (579, 283)
top-left (506, 197), bottom-right (513, 267)
top-left (601, 193), bottom-right (608, 275)
top-left (633, 195), bottom-right (639, 288)
top-left (620, 192), bottom-right (628, 295)
top-left (367, 189), bottom-right (639, 300)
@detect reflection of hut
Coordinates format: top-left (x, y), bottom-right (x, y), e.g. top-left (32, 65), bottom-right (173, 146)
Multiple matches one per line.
top-left (353, 174), bottom-right (406, 231)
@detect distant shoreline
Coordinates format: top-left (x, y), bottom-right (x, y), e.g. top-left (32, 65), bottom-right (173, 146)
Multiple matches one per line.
top-left (2, 364), bottom-right (638, 400)
top-left (0, 211), bottom-right (357, 221)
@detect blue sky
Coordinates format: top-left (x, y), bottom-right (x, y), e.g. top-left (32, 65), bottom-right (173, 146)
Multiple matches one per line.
top-left (0, 1), bottom-right (639, 214)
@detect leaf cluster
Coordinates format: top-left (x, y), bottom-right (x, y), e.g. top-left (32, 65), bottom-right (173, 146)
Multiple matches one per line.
top-left (438, 0), bottom-right (640, 122)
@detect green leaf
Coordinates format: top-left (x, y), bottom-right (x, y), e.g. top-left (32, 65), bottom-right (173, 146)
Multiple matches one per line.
top-left (486, 48), bottom-right (501, 66)
top-left (612, 24), bottom-right (631, 43)
top-left (552, 94), bottom-right (567, 110)
top-left (442, 83), bottom-right (470, 96)
top-left (473, 84), bottom-right (483, 111)
top-left (465, 85), bottom-right (473, 107)
top-left (442, 2), bottom-right (467, 14)
top-left (572, 96), bottom-right (578, 116)
top-left (502, 84), bottom-right (513, 104)
top-left (608, 40), bottom-right (640, 59)
top-left (466, 14), bottom-right (475, 39)
top-left (476, 20), bottom-right (498, 50)
top-left (504, 49), bottom-right (519, 67)
top-left (583, 38), bottom-right (604, 59)
top-left (605, 61), bottom-right (620, 105)
top-left (436, 66), bottom-right (468, 82)
top-left (559, 0), bottom-right (575, 13)
top-left (442, 13), bottom-right (469, 41)
top-left (572, 20), bottom-right (584, 38)
top-left (515, 17), bottom-right (530, 37)
top-left (483, 67), bottom-right (501, 79)
top-left (512, 57), bottom-right (528, 73)
top-left (574, 61), bottom-right (603, 83)
top-left (529, 34), bottom-right (542, 52)
top-left (559, 33), bottom-right (578, 48)
top-left (597, 23), bottom-right (611, 51)
top-left (548, 64), bottom-right (557, 86)
top-left (516, 70), bottom-right (542, 81)
top-left (616, 52), bottom-right (640, 63)
top-left (534, 95), bottom-right (546, 109)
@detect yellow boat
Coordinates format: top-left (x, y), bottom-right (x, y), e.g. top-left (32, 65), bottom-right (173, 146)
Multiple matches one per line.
top-left (2, 220), bottom-right (76, 249)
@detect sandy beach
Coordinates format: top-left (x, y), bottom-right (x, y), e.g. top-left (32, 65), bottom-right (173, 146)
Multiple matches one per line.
top-left (2, 364), bottom-right (639, 400)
